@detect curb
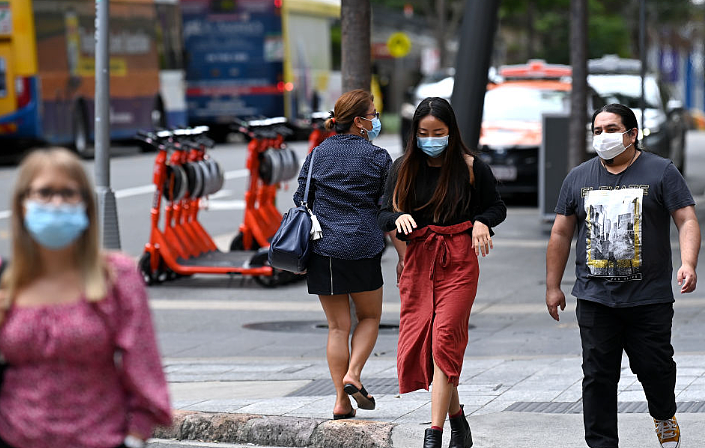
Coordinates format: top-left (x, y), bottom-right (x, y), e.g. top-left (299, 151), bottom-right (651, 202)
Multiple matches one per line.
top-left (154, 410), bottom-right (395, 448)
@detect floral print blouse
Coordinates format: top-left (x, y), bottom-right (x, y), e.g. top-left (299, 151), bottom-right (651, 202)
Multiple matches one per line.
top-left (0, 253), bottom-right (171, 448)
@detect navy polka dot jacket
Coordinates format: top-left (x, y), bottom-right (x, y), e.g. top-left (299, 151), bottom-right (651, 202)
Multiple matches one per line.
top-left (293, 134), bottom-right (393, 260)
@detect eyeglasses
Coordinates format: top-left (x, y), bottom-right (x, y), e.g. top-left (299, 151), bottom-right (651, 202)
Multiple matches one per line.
top-left (364, 112), bottom-right (380, 119)
top-left (26, 187), bottom-right (86, 204)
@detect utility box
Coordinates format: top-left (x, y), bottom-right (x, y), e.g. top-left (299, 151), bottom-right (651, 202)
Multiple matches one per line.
top-left (539, 113), bottom-right (570, 221)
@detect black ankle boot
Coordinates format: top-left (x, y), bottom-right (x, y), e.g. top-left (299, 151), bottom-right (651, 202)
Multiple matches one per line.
top-left (448, 407), bottom-right (473, 448)
top-left (423, 428), bottom-right (443, 448)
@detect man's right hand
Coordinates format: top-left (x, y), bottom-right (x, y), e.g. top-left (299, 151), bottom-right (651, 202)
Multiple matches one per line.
top-left (546, 288), bottom-right (566, 321)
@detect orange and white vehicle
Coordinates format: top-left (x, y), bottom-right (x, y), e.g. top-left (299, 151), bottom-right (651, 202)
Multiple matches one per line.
top-left (478, 60), bottom-right (604, 198)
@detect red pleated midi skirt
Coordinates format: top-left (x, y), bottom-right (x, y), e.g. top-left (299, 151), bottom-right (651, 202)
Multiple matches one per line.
top-left (397, 221), bottom-right (479, 394)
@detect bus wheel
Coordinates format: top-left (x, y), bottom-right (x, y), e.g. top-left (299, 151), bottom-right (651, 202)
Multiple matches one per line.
top-left (72, 107), bottom-right (94, 158)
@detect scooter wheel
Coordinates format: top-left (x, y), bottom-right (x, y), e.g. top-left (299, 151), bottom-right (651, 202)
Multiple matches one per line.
top-left (254, 269), bottom-right (284, 288)
top-left (138, 252), bottom-right (158, 286)
top-left (230, 232), bottom-right (260, 251)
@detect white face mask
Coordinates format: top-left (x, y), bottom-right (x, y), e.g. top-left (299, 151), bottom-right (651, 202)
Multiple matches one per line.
top-left (592, 129), bottom-right (633, 160)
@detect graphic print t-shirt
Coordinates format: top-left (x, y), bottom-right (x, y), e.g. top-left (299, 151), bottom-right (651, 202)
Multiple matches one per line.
top-left (555, 151), bottom-right (694, 307)
top-left (584, 188), bottom-right (643, 281)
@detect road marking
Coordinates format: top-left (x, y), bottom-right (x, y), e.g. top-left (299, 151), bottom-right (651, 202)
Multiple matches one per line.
top-left (0, 169), bottom-right (250, 220)
top-left (203, 200), bottom-right (245, 210)
top-left (225, 169), bottom-right (249, 179)
top-left (114, 185), bottom-right (155, 198)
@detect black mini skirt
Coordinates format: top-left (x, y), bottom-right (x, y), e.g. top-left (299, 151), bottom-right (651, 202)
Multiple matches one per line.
top-left (307, 252), bottom-right (383, 295)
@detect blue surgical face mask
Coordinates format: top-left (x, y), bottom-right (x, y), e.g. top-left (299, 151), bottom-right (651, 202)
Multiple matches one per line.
top-left (362, 116), bottom-right (382, 140)
top-left (24, 200), bottom-right (89, 250)
top-left (417, 135), bottom-right (449, 158)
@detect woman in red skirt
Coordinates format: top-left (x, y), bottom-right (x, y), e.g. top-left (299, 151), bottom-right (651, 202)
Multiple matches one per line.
top-left (378, 97), bottom-right (506, 448)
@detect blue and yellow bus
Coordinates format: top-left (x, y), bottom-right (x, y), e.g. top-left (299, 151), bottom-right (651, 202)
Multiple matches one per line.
top-left (181, 0), bottom-right (340, 140)
top-left (0, 0), bottom-right (186, 156)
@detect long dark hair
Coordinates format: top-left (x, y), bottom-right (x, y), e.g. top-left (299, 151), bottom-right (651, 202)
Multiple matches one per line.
top-left (591, 103), bottom-right (639, 133)
top-left (393, 97), bottom-right (474, 222)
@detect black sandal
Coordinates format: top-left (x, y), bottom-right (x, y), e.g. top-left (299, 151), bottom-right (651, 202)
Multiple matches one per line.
top-left (343, 383), bottom-right (376, 410)
top-left (333, 408), bottom-right (356, 420)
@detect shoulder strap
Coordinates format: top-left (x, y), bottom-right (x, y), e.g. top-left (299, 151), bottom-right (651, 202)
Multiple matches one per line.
top-left (302, 148), bottom-right (317, 206)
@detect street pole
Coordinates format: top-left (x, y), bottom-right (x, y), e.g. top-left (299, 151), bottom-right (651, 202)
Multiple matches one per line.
top-left (95, 0), bottom-right (121, 250)
top-left (450, 0), bottom-right (500, 150)
top-left (639, 0), bottom-right (646, 131)
top-left (568, 0), bottom-right (588, 169)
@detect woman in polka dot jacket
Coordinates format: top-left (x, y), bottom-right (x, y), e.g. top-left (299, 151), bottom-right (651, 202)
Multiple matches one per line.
top-left (294, 89), bottom-right (392, 420)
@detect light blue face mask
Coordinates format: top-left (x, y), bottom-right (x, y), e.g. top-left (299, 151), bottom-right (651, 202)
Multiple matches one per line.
top-left (362, 116), bottom-right (382, 140)
top-left (24, 201), bottom-right (89, 250)
top-left (417, 135), bottom-right (449, 158)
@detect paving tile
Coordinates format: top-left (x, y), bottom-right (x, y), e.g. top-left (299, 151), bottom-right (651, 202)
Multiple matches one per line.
top-left (234, 396), bottom-right (324, 416)
top-left (172, 399), bottom-right (209, 410)
top-left (182, 399), bottom-right (256, 413)
top-left (617, 390), bottom-right (647, 401)
top-left (393, 402), bottom-right (433, 424)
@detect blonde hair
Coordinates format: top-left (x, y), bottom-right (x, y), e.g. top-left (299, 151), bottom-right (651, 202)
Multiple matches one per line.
top-left (0, 148), bottom-right (107, 308)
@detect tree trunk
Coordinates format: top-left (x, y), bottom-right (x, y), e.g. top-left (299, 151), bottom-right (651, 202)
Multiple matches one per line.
top-left (341, 0), bottom-right (371, 92)
top-left (436, 0), bottom-right (447, 68)
top-left (526, 0), bottom-right (535, 60)
top-left (568, 0), bottom-right (588, 169)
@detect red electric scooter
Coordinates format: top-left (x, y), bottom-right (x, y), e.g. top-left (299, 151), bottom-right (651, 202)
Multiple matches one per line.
top-left (136, 128), bottom-right (289, 287)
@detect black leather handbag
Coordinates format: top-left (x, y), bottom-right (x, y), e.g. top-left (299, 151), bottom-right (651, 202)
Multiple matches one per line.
top-left (268, 149), bottom-right (318, 274)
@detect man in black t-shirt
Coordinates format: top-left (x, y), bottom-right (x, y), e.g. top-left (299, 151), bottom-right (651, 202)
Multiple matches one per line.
top-left (546, 104), bottom-right (701, 448)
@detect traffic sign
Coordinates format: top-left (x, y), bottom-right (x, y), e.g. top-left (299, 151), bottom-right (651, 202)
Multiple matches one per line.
top-left (387, 32), bottom-right (411, 58)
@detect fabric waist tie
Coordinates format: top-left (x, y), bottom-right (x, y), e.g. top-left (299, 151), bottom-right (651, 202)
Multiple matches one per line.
top-left (407, 221), bottom-right (474, 280)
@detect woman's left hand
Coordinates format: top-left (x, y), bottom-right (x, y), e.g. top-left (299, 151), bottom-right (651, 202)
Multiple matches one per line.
top-left (472, 221), bottom-right (493, 257)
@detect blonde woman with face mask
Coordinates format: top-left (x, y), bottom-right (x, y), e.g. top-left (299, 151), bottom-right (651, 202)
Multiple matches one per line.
top-left (0, 148), bottom-right (171, 448)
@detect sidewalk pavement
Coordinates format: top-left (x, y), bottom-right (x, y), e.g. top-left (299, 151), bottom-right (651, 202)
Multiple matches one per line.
top-left (149, 353), bottom-right (705, 448)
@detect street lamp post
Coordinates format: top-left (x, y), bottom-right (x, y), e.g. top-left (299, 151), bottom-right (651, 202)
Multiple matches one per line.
top-left (451, 0), bottom-right (500, 150)
top-left (95, 0), bottom-right (121, 250)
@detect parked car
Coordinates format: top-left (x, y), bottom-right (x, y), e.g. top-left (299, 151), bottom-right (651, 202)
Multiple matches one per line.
top-left (587, 55), bottom-right (688, 173)
top-left (400, 60), bottom-right (605, 199)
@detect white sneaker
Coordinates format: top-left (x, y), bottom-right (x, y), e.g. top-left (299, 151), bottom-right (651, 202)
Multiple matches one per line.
top-left (653, 416), bottom-right (680, 448)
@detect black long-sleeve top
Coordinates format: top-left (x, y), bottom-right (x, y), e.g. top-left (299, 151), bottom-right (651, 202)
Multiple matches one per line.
top-left (377, 156), bottom-right (507, 235)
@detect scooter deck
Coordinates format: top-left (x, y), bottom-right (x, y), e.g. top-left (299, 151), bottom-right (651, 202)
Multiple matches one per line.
top-left (177, 250), bottom-right (259, 268)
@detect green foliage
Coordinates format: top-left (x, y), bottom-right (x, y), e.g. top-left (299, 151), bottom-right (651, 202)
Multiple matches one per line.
top-left (330, 24), bottom-right (342, 71)
top-left (371, 0), bottom-right (696, 65)
top-left (370, 0), bottom-right (409, 8)
top-left (499, 0), bottom-right (695, 64)
top-left (587, 10), bottom-right (631, 59)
